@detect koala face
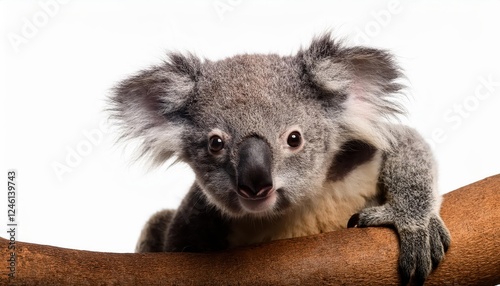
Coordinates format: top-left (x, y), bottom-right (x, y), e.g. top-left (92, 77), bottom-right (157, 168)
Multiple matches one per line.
top-left (181, 55), bottom-right (340, 217)
top-left (110, 34), bottom-right (403, 218)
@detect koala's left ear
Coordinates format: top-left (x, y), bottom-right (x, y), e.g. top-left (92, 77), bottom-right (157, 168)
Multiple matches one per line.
top-left (109, 53), bottom-right (201, 165)
top-left (299, 34), bottom-right (405, 149)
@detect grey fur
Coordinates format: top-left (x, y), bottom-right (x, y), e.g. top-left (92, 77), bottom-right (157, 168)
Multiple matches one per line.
top-left (110, 33), bottom-right (450, 285)
top-left (135, 209), bottom-right (175, 252)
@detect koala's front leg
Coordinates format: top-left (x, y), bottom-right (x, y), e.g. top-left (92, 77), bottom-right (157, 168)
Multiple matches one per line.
top-left (348, 127), bottom-right (451, 285)
top-left (164, 184), bottom-right (230, 252)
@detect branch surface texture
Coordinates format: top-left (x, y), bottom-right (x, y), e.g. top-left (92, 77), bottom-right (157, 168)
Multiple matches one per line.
top-left (1, 175), bottom-right (499, 285)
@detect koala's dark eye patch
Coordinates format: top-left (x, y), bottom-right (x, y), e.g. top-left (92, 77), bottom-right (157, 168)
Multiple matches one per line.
top-left (209, 135), bottom-right (225, 153)
top-left (287, 131), bottom-right (302, 148)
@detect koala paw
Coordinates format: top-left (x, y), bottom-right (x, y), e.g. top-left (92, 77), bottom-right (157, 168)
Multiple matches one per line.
top-left (348, 210), bottom-right (450, 286)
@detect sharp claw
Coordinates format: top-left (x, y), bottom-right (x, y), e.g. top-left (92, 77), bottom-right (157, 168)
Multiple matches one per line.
top-left (347, 213), bottom-right (360, 228)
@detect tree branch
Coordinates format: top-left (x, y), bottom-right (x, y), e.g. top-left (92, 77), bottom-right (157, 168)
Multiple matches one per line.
top-left (1, 175), bottom-right (499, 285)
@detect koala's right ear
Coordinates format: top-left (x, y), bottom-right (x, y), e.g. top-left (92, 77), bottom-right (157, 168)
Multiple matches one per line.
top-left (298, 34), bottom-right (405, 150)
top-left (109, 53), bottom-right (201, 165)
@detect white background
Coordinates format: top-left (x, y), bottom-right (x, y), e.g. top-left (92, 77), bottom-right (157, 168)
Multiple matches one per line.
top-left (1, 0), bottom-right (499, 253)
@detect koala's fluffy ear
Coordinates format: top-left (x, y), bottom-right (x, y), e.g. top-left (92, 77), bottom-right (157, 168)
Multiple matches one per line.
top-left (109, 53), bottom-right (201, 165)
top-left (299, 34), bottom-right (405, 149)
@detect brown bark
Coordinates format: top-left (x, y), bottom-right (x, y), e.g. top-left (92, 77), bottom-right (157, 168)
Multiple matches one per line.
top-left (1, 175), bottom-right (499, 285)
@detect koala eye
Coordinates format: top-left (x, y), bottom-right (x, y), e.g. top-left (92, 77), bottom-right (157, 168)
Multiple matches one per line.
top-left (287, 131), bottom-right (302, 148)
top-left (209, 135), bottom-right (225, 153)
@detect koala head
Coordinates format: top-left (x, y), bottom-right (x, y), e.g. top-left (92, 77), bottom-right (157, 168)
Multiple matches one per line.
top-left (110, 34), bottom-right (403, 218)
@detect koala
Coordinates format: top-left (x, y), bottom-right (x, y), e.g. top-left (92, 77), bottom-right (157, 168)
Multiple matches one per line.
top-left (110, 34), bottom-right (450, 285)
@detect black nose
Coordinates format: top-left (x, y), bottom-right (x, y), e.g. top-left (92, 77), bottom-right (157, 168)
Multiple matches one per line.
top-left (237, 137), bottom-right (273, 199)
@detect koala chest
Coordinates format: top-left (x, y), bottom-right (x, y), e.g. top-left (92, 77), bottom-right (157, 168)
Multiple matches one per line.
top-left (228, 151), bottom-right (382, 247)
